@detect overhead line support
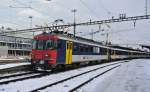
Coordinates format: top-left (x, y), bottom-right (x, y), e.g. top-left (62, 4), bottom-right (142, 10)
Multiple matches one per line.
top-left (1, 15), bottom-right (150, 34)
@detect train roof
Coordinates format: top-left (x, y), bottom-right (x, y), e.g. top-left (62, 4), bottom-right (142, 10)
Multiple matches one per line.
top-left (109, 45), bottom-right (145, 52)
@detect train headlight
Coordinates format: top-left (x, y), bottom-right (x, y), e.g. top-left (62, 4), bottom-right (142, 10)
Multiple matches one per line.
top-left (45, 54), bottom-right (48, 57)
top-left (44, 54), bottom-right (50, 60)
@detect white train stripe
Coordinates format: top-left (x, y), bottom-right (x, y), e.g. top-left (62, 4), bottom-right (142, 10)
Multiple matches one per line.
top-left (72, 55), bottom-right (129, 63)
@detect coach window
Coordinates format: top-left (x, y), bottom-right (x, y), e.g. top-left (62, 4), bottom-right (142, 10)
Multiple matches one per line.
top-left (38, 40), bottom-right (45, 50)
top-left (97, 47), bottom-right (100, 53)
top-left (46, 40), bottom-right (57, 50)
top-left (85, 46), bottom-right (89, 52)
top-left (73, 44), bottom-right (78, 52)
top-left (89, 46), bottom-right (93, 52)
top-left (32, 40), bottom-right (37, 49)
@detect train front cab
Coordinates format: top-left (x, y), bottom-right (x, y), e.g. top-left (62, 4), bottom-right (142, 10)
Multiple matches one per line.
top-left (31, 35), bottom-right (58, 70)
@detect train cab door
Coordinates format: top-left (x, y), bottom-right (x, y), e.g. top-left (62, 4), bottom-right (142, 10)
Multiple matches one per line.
top-left (66, 41), bottom-right (73, 64)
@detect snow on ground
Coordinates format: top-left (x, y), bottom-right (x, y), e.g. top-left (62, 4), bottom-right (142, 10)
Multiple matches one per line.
top-left (1, 59), bottom-right (149, 92)
top-left (0, 62), bottom-right (30, 70)
top-left (41, 64), bottom-right (120, 92)
top-left (0, 56), bottom-right (29, 61)
top-left (0, 61), bottom-right (122, 92)
top-left (0, 73), bottom-right (40, 83)
top-left (79, 59), bottom-right (150, 92)
top-left (0, 71), bottom-right (30, 77)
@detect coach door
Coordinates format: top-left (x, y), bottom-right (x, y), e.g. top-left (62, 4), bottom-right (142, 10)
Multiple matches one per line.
top-left (66, 41), bottom-right (73, 64)
top-left (112, 50), bottom-right (117, 59)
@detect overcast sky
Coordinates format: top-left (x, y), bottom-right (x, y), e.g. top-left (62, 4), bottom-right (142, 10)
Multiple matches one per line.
top-left (0, 0), bottom-right (150, 47)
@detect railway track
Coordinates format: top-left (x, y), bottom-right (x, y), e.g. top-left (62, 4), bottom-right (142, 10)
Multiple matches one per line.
top-left (0, 71), bottom-right (35, 80)
top-left (0, 61), bottom-right (128, 92)
top-left (68, 65), bottom-right (119, 92)
top-left (0, 72), bottom-right (50, 85)
top-left (0, 64), bottom-right (31, 74)
top-left (30, 62), bottom-right (124, 92)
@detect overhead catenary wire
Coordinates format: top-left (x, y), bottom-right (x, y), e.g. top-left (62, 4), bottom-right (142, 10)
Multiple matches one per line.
top-left (102, 28), bottom-right (136, 35)
top-left (79, 0), bottom-right (99, 18)
top-left (78, 0), bottom-right (111, 29)
top-left (1, 14), bottom-right (150, 34)
top-left (82, 28), bottom-right (135, 37)
top-left (96, 0), bottom-right (113, 16)
top-left (9, 0), bottom-right (64, 31)
top-left (0, 20), bottom-right (27, 28)
top-left (10, 0), bottom-right (54, 21)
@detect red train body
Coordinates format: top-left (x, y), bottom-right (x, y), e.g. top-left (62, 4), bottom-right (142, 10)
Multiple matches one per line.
top-left (31, 33), bottom-right (58, 69)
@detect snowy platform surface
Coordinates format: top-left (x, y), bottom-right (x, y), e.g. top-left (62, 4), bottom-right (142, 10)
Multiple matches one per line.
top-left (0, 62), bottom-right (30, 70)
top-left (81, 59), bottom-right (150, 92)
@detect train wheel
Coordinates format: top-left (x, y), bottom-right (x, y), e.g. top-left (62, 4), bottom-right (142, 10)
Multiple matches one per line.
top-left (72, 63), bottom-right (79, 69)
top-left (89, 61), bottom-right (95, 65)
top-left (31, 65), bottom-right (38, 72)
top-left (51, 64), bottom-right (64, 72)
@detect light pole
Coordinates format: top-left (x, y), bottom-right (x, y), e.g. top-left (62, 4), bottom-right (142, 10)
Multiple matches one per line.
top-left (145, 0), bottom-right (148, 15)
top-left (71, 9), bottom-right (77, 37)
top-left (28, 16), bottom-right (34, 36)
top-left (91, 29), bottom-right (94, 40)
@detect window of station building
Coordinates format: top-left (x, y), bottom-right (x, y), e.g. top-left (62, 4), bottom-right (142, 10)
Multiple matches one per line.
top-left (11, 44), bottom-right (14, 48)
top-left (27, 45), bottom-right (31, 49)
top-left (0, 42), bottom-right (2, 46)
top-left (7, 43), bottom-right (11, 47)
top-left (1, 42), bottom-right (6, 46)
top-left (1, 37), bottom-right (4, 41)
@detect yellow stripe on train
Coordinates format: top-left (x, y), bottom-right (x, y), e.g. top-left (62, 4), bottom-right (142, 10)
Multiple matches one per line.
top-left (66, 41), bottom-right (73, 64)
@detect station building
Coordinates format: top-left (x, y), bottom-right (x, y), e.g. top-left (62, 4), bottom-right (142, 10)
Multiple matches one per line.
top-left (0, 35), bottom-right (32, 57)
